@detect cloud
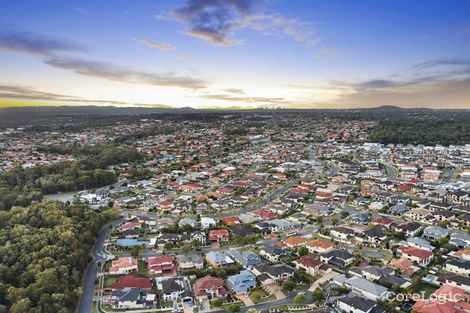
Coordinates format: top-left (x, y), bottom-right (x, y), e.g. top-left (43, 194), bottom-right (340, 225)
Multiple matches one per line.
top-left (244, 14), bottom-right (319, 46)
top-left (331, 58), bottom-right (470, 108)
top-left (45, 57), bottom-right (207, 89)
top-left (172, 0), bottom-right (252, 45)
top-left (409, 58), bottom-right (470, 72)
top-left (200, 93), bottom-right (284, 104)
top-left (223, 88), bottom-right (244, 94)
top-left (0, 84), bottom-right (72, 101)
top-left (171, 0), bottom-right (318, 46)
top-left (312, 47), bottom-right (343, 59)
top-left (0, 84), bottom-right (178, 107)
top-left (137, 39), bottom-right (175, 51)
top-left (0, 29), bottom-right (85, 56)
top-left (0, 84), bottom-right (135, 105)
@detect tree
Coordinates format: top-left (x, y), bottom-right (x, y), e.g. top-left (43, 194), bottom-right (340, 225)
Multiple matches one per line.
top-left (0, 202), bottom-right (113, 312)
top-left (227, 303), bottom-right (241, 313)
top-left (298, 246), bottom-right (309, 256)
top-left (313, 288), bottom-right (324, 302)
top-left (131, 246), bottom-right (142, 258)
top-left (281, 280), bottom-right (296, 294)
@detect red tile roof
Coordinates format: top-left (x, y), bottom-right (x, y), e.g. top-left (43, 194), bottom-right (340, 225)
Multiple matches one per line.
top-left (111, 275), bottom-right (153, 290)
top-left (399, 246), bottom-right (433, 259)
top-left (296, 256), bottom-right (322, 268)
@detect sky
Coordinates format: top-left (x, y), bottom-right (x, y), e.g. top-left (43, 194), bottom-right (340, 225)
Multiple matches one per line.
top-left (0, 0), bottom-right (469, 109)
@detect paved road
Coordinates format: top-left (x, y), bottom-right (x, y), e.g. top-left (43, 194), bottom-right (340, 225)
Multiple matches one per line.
top-left (77, 181), bottom-right (295, 312)
top-left (380, 161), bottom-right (398, 180)
top-left (441, 168), bottom-right (455, 184)
top-left (211, 290), bottom-right (313, 313)
top-left (77, 219), bottom-right (123, 313)
top-left (210, 181), bottom-right (296, 219)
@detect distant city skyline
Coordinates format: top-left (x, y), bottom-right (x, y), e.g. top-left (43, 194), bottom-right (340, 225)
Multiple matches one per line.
top-left (1, 0), bottom-right (469, 109)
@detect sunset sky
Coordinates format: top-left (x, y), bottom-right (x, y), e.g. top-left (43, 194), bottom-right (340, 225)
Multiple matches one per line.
top-left (1, 0), bottom-right (469, 109)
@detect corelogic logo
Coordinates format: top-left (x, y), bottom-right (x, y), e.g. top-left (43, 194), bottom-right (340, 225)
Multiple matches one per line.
top-left (386, 291), bottom-right (466, 304)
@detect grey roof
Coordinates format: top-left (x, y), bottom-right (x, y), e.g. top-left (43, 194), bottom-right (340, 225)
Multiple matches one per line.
top-left (346, 276), bottom-right (389, 297)
top-left (112, 287), bottom-right (142, 302)
top-left (407, 237), bottom-right (434, 250)
top-left (423, 226), bottom-right (449, 236)
top-left (339, 295), bottom-right (377, 312)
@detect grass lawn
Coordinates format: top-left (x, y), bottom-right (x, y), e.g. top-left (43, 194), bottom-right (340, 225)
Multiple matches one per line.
top-left (138, 260), bottom-right (149, 277)
top-left (294, 283), bottom-right (311, 291)
top-left (249, 287), bottom-right (276, 303)
top-left (103, 275), bottom-right (118, 288)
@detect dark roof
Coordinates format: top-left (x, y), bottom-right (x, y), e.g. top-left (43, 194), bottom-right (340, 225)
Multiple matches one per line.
top-left (396, 222), bottom-right (421, 231)
top-left (322, 249), bottom-right (354, 260)
top-left (339, 295), bottom-right (377, 312)
top-left (447, 259), bottom-right (470, 270)
top-left (254, 263), bottom-right (295, 277)
top-left (162, 278), bottom-right (184, 294)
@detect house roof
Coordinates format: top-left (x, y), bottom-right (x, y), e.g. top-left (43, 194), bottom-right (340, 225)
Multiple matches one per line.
top-left (295, 256), bottom-right (322, 268)
top-left (284, 236), bottom-right (308, 247)
top-left (194, 276), bottom-right (228, 297)
top-left (399, 246), bottom-right (433, 259)
top-left (338, 295), bottom-right (377, 312)
top-left (111, 275), bottom-right (153, 290)
top-left (306, 239), bottom-right (334, 250)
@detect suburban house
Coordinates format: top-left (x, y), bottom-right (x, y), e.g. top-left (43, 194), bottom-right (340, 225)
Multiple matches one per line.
top-left (147, 256), bottom-right (176, 276)
top-left (450, 232), bottom-right (470, 249)
top-left (336, 295), bottom-right (380, 313)
top-left (156, 277), bottom-right (193, 302)
top-left (394, 222), bottom-right (422, 237)
top-left (201, 217), bottom-right (218, 229)
top-left (176, 253), bottom-right (204, 271)
top-left (194, 276), bottom-right (229, 300)
top-left (110, 275), bottom-right (153, 291)
top-left (445, 259), bottom-right (470, 277)
top-left (226, 270), bottom-right (257, 294)
top-left (190, 231), bottom-right (206, 245)
top-left (208, 229), bottom-right (230, 243)
top-left (110, 287), bottom-right (156, 310)
top-left (306, 239), bottom-right (334, 254)
top-left (252, 263), bottom-right (295, 284)
top-left (294, 256), bottom-right (331, 276)
top-left (259, 246), bottom-right (290, 263)
top-left (228, 250), bottom-right (262, 268)
top-left (321, 249), bottom-right (355, 267)
top-left (422, 226), bottom-right (450, 241)
top-left (283, 236), bottom-right (308, 249)
top-left (333, 275), bottom-right (392, 301)
top-left (397, 246), bottom-right (434, 267)
top-left (109, 257), bottom-right (139, 275)
top-left (205, 251), bottom-right (235, 268)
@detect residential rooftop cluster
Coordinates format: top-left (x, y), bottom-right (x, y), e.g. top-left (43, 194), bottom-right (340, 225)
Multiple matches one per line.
top-left (1, 114), bottom-right (470, 313)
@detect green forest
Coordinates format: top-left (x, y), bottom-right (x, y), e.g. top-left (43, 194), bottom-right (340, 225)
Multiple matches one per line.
top-left (369, 117), bottom-right (470, 145)
top-left (0, 145), bottom-right (142, 210)
top-left (0, 201), bottom-right (115, 313)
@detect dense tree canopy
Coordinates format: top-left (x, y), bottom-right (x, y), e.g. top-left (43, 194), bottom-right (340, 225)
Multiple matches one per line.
top-left (0, 145), bottom-right (143, 210)
top-left (369, 117), bottom-right (470, 145)
top-left (0, 201), bottom-right (114, 313)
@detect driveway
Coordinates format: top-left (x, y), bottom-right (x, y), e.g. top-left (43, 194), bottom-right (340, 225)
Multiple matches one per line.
top-left (236, 294), bottom-right (255, 306)
top-left (309, 271), bottom-right (339, 291)
top-left (264, 283), bottom-right (285, 300)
